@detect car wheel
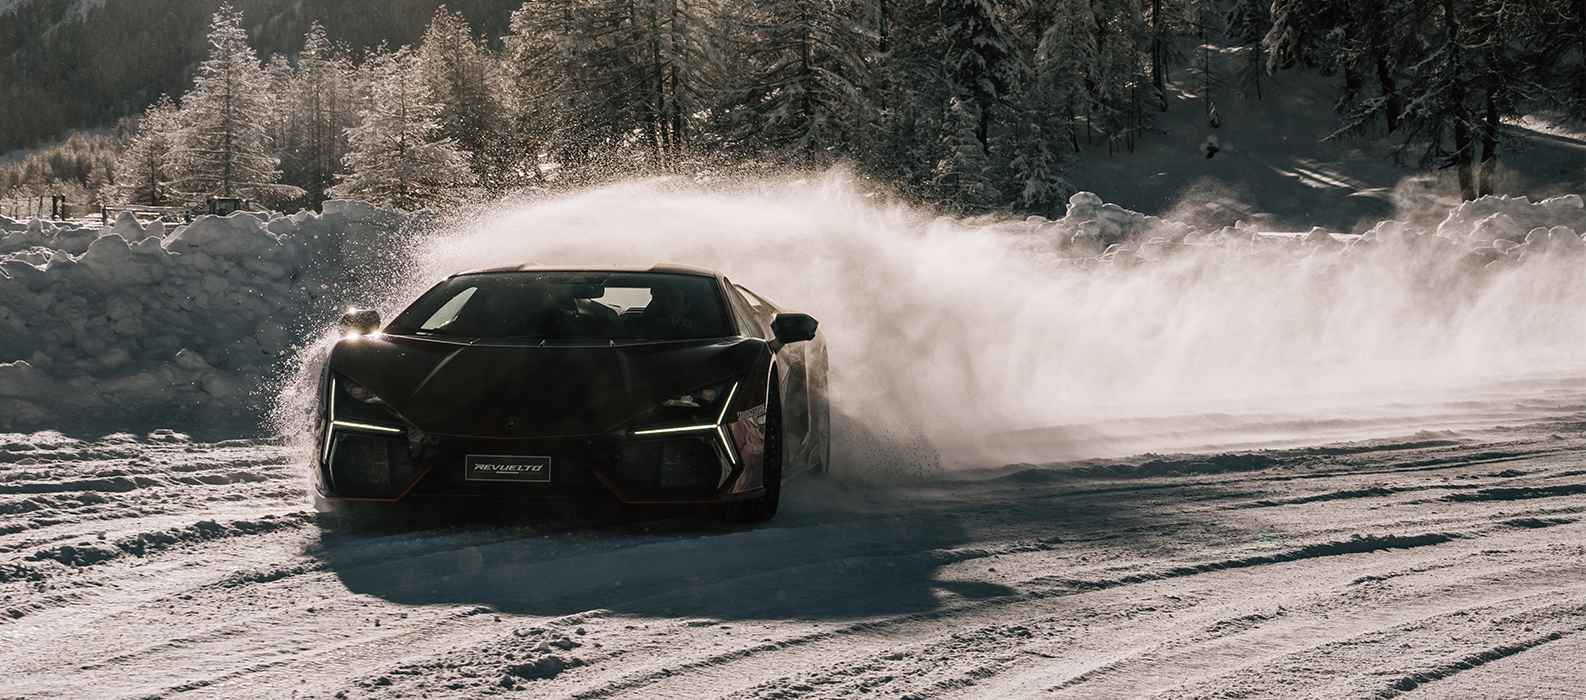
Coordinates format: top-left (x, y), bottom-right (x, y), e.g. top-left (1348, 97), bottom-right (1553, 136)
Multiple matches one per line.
top-left (312, 493), bottom-right (389, 529)
top-left (312, 493), bottom-right (355, 528)
top-left (807, 392), bottom-right (831, 477)
top-left (721, 381), bottom-right (783, 523)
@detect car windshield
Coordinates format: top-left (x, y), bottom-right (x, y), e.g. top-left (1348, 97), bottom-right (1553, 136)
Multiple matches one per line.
top-left (384, 271), bottom-right (734, 342)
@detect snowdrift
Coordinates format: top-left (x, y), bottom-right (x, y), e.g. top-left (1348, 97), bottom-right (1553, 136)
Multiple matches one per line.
top-left (0, 202), bottom-right (417, 432)
top-left (1, 183), bottom-right (1584, 436)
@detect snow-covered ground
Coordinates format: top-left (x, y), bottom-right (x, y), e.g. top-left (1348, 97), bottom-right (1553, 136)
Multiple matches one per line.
top-left (3, 377), bottom-right (1586, 697)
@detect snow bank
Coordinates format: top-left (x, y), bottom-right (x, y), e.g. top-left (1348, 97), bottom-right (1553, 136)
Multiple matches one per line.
top-left (0, 202), bottom-right (418, 432)
top-left (997, 191), bottom-right (1584, 266)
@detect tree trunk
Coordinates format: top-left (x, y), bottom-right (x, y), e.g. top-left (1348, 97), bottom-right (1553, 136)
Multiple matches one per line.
top-left (976, 99), bottom-right (991, 151)
top-left (1252, 43), bottom-right (1264, 100)
top-left (1151, 0), bottom-right (1167, 111)
top-left (878, 0), bottom-right (889, 54)
top-left (1453, 116), bottom-right (1475, 200)
top-left (1341, 65), bottom-right (1362, 108)
top-left (1068, 102), bottom-right (1079, 153)
top-left (647, 0), bottom-right (666, 162)
top-left (1478, 75), bottom-right (1499, 196)
top-left (1442, 0), bottom-right (1475, 200)
top-left (1578, 0), bottom-right (1586, 99)
top-left (800, 3), bottom-right (814, 155)
top-left (671, 0), bottom-right (685, 157)
top-left (1199, 9), bottom-right (1212, 120)
top-left (223, 61), bottom-right (234, 197)
top-left (1374, 54), bottom-right (1400, 132)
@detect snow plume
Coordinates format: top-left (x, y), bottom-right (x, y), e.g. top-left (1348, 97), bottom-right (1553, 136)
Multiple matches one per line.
top-left (5, 172), bottom-right (1586, 471)
top-left (391, 172), bottom-right (1586, 470)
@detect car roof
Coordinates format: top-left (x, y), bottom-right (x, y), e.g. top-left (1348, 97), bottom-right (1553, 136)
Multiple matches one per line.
top-left (452, 263), bottom-right (720, 278)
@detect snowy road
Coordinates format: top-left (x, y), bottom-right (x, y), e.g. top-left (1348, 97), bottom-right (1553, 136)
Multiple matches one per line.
top-left (4, 378), bottom-right (1586, 698)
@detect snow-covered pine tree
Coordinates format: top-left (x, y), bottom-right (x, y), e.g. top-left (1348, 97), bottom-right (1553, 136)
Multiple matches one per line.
top-left (1317, 0), bottom-right (1415, 137)
top-left (655, 0), bottom-right (728, 163)
top-left (169, 4), bottom-right (283, 205)
top-left (116, 95), bottom-right (180, 206)
top-left (940, 0), bottom-right (1020, 152)
top-left (499, 2), bottom-right (570, 186)
top-left (860, 0), bottom-right (948, 194)
top-left (502, 0), bottom-right (728, 180)
top-left (1224, 0), bottom-right (1269, 101)
top-left (1085, 0), bottom-right (1151, 152)
top-left (1035, 0), bottom-right (1099, 155)
top-left (931, 0), bottom-right (1023, 209)
top-left (283, 22), bottom-right (356, 206)
top-left (417, 7), bottom-right (504, 190)
top-left (1396, 0), bottom-right (1475, 199)
top-left (1147, 0), bottom-right (1186, 111)
top-left (1006, 98), bottom-right (1071, 214)
top-left (722, 0), bottom-right (873, 160)
top-left (264, 53), bottom-right (303, 206)
top-left (933, 96), bottom-right (1002, 210)
top-left (1184, 0), bottom-right (1224, 121)
top-left (1263, 0), bottom-right (1348, 73)
top-left (500, 0), bottom-right (618, 182)
top-left (1462, 0), bottom-right (1550, 197)
top-left (332, 45), bottom-right (472, 209)
top-left (1575, 0), bottom-right (1586, 115)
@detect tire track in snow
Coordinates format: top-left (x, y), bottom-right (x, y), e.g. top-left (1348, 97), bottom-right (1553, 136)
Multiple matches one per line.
top-left (562, 520), bottom-right (1565, 699)
top-left (3, 420), bottom-right (1585, 698)
top-left (586, 453), bottom-right (1586, 699)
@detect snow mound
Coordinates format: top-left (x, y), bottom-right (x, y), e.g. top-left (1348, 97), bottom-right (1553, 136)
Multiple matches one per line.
top-left (1436, 194), bottom-right (1586, 243)
top-left (0, 217), bottom-right (98, 256)
top-left (0, 202), bottom-right (418, 432)
top-left (1002, 191), bottom-right (1584, 265)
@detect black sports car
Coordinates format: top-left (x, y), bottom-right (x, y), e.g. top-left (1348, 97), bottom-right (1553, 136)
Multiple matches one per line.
top-left (311, 264), bottom-right (829, 522)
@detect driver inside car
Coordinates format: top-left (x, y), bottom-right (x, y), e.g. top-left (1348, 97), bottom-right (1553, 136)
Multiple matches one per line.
top-left (640, 281), bottom-right (707, 339)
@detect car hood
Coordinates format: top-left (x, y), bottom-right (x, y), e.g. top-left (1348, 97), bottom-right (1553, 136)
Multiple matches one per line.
top-left (329, 335), bottom-right (762, 438)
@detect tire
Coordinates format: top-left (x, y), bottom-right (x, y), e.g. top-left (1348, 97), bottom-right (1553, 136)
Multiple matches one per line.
top-left (804, 344), bottom-right (831, 477)
top-left (721, 381), bottom-right (783, 523)
top-left (807, 390), bottom-right (831, 477)
top-left (312, 493), bottom-right (390, 529)
top-left (312, 493), bottom-right (356, 529)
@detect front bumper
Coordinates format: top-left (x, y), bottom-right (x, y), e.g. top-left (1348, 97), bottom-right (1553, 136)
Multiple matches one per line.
top-left (315, 425), bottom-right (760, 505)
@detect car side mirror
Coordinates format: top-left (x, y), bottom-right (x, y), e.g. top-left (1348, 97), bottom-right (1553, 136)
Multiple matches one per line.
top-left (339, 307), bottom-right (381, 336)
top-left (771, 312), bottom-right (818, 345)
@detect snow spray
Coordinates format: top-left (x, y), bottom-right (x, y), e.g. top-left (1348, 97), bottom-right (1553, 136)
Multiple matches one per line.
top-left (281, 170), bottom-right (1586, 473)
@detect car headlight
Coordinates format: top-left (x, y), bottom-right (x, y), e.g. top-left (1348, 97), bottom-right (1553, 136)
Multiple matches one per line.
top-left (319, 375), bottom-right (405, 467)
top-left (638, 380), bottom-right (738, 428)
top-left (631, 380), bottom-right (742, 465)
top-left (342, 378), bottom-right (380, 404)
top-left (327, 374), bottom-right (404, 430)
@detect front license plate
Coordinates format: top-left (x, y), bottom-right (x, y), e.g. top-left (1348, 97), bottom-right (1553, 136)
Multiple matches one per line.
top-left (465, 455), bottom-right (552, 483)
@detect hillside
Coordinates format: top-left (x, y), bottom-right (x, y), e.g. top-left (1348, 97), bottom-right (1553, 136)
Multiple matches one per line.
top-left (2, 0), bottom-right (1581, 223)
top-left (1073, 61), bottom-right (1586, 232)
top-left (0, 0), bottom-right (519, 152)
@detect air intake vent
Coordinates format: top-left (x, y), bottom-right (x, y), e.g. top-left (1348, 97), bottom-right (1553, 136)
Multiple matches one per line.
top-left (329, 432), bottom-right (420, 499)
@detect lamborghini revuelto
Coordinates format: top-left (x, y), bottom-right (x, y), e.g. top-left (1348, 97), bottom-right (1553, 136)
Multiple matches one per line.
top-left (311, 265), bottom-right (829, 522)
